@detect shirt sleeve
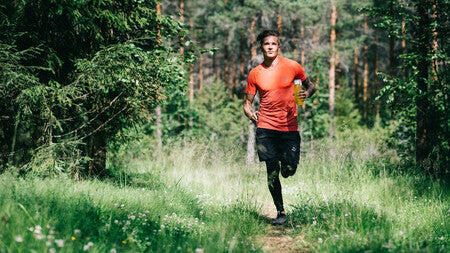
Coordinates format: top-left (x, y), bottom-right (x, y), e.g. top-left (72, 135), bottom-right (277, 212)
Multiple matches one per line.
top-left (295, 62), bottom-right (307, 82)
top-left (245, 69), bottom-right (257, 95)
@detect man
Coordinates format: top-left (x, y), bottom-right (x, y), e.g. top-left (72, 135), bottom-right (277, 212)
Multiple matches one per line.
top-left (243, 30), bottom-right (316, 225)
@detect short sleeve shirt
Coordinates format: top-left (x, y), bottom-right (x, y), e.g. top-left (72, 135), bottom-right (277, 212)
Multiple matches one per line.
top-left (246, 56), bottom-right (307, 131)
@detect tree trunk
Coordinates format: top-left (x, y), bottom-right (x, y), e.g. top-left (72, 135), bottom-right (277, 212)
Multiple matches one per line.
top-left (329, 0), bottom-right (337, 137)
top-left (198, 55), bottom-right (203, 92)
top-left (178, 0), bottom-right (185, 56)
top-left (353, 46), bottom-right (359, 105)
top-left (246, 16), bottom-right (258, 166)
top-left (250, 17), bottom-right (257, 60)
top-left (389, 2), bottom-right (395, 77)
top-left (87, 122), bottom-right (107, 178)
top-left (300, 23), bottom-right (305, 66)
top-left (416, 0), bottom-right (431, 165)
top-left (239, 30), bottom-right (245, 92)
top-left (374, 34), bottom-right (380, 119)
top-left (156, 1), bottom-right (162, 44)
top-left (224, 28), bottom-right (230, 92)
top-left (363, 15), bottom-right (369, 121)
top-left (188, 17), bottom-right (194, 103)
top-left (292, 17), bottom-right (299, 61)
top-left (155, 105), bottom-right (162, 149)
top-left (401, 19), bottom-right (406, 79)
top-left (155, 1), bottom-right (163, 150)
top-left (277, 9), bottom-right (282, 37)
top-left (229, 54), bottom-right (237, 98)
top-left (246, 123), bottom-right (256, 165)
top-left (431, 1), bottom-right (439, 80)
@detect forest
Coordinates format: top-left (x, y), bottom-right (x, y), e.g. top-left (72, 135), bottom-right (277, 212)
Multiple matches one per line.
top-left (0, 0), bottom-right (448, 252)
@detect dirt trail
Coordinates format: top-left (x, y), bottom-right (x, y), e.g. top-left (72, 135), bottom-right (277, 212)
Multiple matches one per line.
top-left (258, 205), bottom-right (307, 253)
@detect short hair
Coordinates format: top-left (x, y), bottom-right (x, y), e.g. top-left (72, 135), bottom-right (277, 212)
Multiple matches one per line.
top-left (257, 30), bottom-right (280, 46)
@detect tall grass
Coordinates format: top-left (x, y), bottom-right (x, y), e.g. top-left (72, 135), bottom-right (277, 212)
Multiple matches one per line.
top-left (1, 126), bottom-right (448, 252)
top-left (0, 168), bottom-right (265, 252)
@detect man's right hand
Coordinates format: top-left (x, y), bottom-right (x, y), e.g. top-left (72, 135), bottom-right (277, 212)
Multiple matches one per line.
top-left (250, 111), bottom-right (260, 125)
top-left (243, 93), bottom-right (259, 125)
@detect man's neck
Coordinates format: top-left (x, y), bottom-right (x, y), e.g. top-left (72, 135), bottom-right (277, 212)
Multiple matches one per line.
top-left (263, 56), bottom-right (279, 68)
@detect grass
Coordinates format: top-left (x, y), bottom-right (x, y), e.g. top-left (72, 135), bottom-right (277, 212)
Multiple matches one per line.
top-left (0, 127), bottom-right (448, 252)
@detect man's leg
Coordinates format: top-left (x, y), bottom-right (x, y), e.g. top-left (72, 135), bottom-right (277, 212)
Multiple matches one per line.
top-left (266, 158), bottom-right (287, 225)
top-left (280, 131), bottom-right (300, 178)
top-left (265, 158), bottom-right (284, 211)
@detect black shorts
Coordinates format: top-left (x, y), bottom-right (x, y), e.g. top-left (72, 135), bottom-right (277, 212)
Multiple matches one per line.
top-left (256, 128), bottom-right (301, 165)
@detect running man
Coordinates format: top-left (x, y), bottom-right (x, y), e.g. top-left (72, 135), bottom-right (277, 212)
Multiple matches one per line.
top-left (243, 30), bottom-right (316, 225)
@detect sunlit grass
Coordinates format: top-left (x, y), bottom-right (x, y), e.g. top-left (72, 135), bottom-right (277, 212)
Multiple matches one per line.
top-left (1, 127), bottom-right (448, 252)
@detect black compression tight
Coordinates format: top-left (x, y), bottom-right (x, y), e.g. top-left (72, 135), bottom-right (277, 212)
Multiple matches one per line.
top-left (265, 158), bottom-right (284, 212)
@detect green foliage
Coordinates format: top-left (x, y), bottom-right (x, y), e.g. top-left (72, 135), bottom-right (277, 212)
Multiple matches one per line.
top-left (190, 80), bottom-right (246, 149)
top-left (368, 0), bottom-right (449, 176)
top-left (0, 0), bottom-right (189, 177)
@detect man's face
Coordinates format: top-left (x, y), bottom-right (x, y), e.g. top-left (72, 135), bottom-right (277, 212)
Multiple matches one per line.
top-left (261, 36), bottom-right (280, 60)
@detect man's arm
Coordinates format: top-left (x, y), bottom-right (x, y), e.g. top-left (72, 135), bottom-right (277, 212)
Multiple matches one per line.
top-left (298, 77), bottom-right (316, 100)
top-left (243, 93), bottom-right (259, 125)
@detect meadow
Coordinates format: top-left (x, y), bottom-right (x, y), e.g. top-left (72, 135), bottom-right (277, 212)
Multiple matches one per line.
top-left (1, 127), bottom-right (448, 252)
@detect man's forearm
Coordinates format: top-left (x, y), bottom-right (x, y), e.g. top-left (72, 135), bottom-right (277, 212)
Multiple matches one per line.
top-left (244, 103), bottom-right (254, 119)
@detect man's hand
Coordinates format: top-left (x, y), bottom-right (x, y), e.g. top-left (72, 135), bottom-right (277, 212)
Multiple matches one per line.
top-left (297, 89), bottom-right (309, 101)
top-left (243, 93), bottom-right (259, 125)
top-left (249, 111), bottom-right (260, 125)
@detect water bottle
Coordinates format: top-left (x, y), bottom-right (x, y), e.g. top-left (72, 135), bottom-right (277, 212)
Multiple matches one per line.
top-left (294, 79), bottom-right (304, 105)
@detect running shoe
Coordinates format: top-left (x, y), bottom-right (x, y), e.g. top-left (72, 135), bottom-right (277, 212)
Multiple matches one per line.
top-left (272, 211), bottom-right (286, 225)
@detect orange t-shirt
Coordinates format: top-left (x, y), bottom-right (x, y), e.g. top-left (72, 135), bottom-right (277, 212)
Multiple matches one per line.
top-left (246, 56), bottom-right (307, 131)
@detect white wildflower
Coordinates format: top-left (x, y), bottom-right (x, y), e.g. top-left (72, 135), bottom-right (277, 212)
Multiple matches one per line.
top-left (14, 235), bottom-right (23, 242)
top-left (55, 239), bottom-right (64, 247)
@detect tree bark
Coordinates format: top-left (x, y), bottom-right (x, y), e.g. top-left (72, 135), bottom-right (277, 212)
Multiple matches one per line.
top-left (374, 34), bottom-right (380, 119)
top-left (229, 54), bottom-right (237, 98)
top-left (198, 55), bottom-right (203, 92)
top-left (363, 15), bottom-right (369, 121)
top-left (155, 1), bottom-right (163, 150)
top-left (239, 30), bottom-right (245, 92)
top-left (224, 28), bottom-right (230, 92)
top-left (250, 17), bottom-right (257, 60)
top-left (329, 0), bottom-right (337, 137)
top-left (179, 0), bottom-right (185, 56)
top-left (353, 46), bottom-right (359, 105)
top-left (292, 17), bottom-right (299, 61)
top-left (401, 19), bottom-right (406, 79)
top-left (389, 2), bottom-right (395, 77)
top-left (246, 123), bottom-right (256, 165)
top-left (155, 105), bottom-right (162, 149)
top-left (300, 23), bottom-right (305, 66)
top-left (188, 17), bottom-right (194, 103)
top-left (87, 120), bottom-right (107, 178)
top-left (416, 0), bottom-right (431, 165)
top-left (246, 16), bottom-right (258, 165)
top-left (277, 9), bottom-right (282, 37)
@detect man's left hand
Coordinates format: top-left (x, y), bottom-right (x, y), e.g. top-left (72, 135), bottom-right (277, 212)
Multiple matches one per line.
top-left (297, 89), bottom-right (309, 100)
